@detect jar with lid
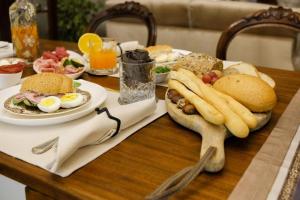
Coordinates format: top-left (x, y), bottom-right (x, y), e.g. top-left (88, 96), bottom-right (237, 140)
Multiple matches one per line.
top-left (9, 0), bottom-right (39, 61)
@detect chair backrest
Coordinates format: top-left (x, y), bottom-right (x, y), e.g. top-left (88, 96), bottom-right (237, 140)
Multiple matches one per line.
top-left (87, 1), bottom-right (157, 47)
top-left (216, 6), bottom-right (300, 61)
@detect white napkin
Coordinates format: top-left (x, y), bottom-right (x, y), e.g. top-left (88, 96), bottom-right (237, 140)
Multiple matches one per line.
top-left (0, 42), bottom-right (14, 59)
top-left (47, 97), bottom-right (156, 172)
top-left (0, 91), bottom-right (167, 177)
top-left (116, 41), bottom-right (144, 56)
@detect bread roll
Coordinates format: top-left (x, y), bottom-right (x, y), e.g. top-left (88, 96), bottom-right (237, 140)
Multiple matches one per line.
top-left (173, 53), bottom-right (223, 76)
top-left (213, 74), bottom-right (276, 112)
top-left (21, 73), bottom-right (74, 95)
top-left (145, 45), bottom-right (172, 57)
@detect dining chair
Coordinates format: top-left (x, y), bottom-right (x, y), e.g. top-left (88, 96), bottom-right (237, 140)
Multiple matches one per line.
top-left (87, 1), bottom-right (157, 47)
top-left (216, 6), bottom-right (300, 71)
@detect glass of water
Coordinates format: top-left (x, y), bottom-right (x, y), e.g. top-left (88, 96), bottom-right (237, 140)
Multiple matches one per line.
top-left (119, 52), bottom-right (155, 104)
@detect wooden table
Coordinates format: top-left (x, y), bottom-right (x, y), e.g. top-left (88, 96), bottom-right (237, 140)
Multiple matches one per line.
top-left (1, 39), bottom-right (300, 200)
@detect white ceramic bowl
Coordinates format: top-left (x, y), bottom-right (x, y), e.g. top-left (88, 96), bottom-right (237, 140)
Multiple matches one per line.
top-left (0, 58), bottom-right (24, 90)
top-left (155, 72), bottom-right (169, 84)
top-left (0, 71), bottom-right (22, 90)
top-left (33, 50), bottom-right (87, 79)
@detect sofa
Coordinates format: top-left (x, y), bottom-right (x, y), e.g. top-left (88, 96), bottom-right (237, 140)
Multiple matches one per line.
top-left (104, 0), bottom-right (300, 71)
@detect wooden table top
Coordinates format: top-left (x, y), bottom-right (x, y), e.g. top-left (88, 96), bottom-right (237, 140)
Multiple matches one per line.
top-left (1, 39), bottom-right (300, 200)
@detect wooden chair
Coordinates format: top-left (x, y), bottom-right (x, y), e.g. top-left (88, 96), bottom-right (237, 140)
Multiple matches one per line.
top-left (216, 6), bottom-right (300, 70)
top-left (87, 1), bottom-right (157, 47)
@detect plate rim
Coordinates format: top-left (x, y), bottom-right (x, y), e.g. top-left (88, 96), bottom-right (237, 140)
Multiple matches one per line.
top-left (0, 79), bottom-right (107, 126)
top-left (3, 89), bottom-right (92, 117)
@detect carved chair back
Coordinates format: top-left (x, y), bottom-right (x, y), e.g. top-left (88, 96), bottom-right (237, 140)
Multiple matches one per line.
top-left (87, 1), bottom-right (157, 47)
top-left (216, 7), bottom-right (300, 65)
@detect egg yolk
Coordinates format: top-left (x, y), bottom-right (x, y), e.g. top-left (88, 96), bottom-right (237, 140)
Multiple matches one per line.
top-left (40, 98), bottom-right (55, 106)
top-left (61, 94), bottom-right (78, 102)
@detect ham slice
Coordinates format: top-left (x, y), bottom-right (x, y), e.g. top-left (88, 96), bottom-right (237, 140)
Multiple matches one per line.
top-left (64, 65), bottom-right (82, 74)
top-left (16, 91), bottom-right (46, 104)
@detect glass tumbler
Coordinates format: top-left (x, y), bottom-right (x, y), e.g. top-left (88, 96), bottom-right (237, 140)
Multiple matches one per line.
top-left (88, 38), bottom-right (118, 75)
top-left (119, 60), bottom-right (156, 104)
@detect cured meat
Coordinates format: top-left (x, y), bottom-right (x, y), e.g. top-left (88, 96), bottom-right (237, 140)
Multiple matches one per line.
top-left (35, 58), bottom-right (63, 74)
top-left (42, 51), bottom-right (59, 62)
top-left (42, 47), bottom-right (69, 62)
top-left (64, 65), bottom-right (81, 74)
top-left (55, 47), bottom-right (69, 60)
top-left (36, 47), bottom-right (83, 75)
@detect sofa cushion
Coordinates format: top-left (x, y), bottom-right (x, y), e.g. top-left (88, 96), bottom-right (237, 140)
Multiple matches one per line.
top-left (106, 21), bottom-right (295, 70)
top-left (106, 0), bottom-right (300, 37)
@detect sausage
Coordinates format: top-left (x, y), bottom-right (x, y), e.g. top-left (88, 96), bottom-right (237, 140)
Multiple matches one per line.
top-left (182, 104), bottom-right (197, 115)
top-left (167, 89), bottom-right (179, 99)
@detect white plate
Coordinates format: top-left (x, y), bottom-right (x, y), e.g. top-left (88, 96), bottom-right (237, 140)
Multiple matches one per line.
top-left (155, 49), bottom-right (192, 66)
top-left (0, 79), bottom-right (107, 126)
top-left (222, 60), bottom-right (275, 87)
top-left (3, 90), bottom-right (91, 117)
top-left (33, 50), bottom-right (87, 79)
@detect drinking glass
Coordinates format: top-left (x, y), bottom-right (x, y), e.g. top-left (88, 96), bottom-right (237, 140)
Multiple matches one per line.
top-left (119, 60), bottom-right (156, 104)
top-left (88, 38), bottom-right (118, 75)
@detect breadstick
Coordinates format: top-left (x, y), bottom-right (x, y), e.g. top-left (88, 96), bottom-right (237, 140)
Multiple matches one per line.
top-left (215, 90), bottom-right (257, 129)
top-left (169, 71), bottom-right (203, 97)
top-left (171, 70), bottom-right (257, 129)
top-left (178, 68), bottom-right (249, 138)
top-left (168, 80), bottom-right (224, 125)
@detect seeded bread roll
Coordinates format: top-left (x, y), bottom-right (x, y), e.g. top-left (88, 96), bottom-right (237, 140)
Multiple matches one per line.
top-left (173, 53), bottom-right (223, 76)
top-left (21, 73), bottom-right (74, 95)
top-left (213, 74), bottom-right (277, 112)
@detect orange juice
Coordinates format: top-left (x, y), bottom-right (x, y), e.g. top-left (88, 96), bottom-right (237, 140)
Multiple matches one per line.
top-left (89, 48), bottom-right (117, 70)
top-left (11, 24), bottom-right (39, 61)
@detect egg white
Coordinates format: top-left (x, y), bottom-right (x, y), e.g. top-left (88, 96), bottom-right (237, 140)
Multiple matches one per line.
top-left (37, 96), bottom-right (61, 113)
top-left (60, 93), bottom-right (84, 108)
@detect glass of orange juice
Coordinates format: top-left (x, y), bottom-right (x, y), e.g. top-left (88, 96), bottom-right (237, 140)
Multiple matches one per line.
top-left (88, 38), bottom-right (118, 75)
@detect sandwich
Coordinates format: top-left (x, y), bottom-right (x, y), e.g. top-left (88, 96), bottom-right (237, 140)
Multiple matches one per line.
top-left (7, 73), bottom-right (89, 113)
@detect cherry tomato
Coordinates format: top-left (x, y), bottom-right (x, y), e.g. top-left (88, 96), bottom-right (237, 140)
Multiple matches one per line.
top-left (202, 74), bottom-right (212, 83)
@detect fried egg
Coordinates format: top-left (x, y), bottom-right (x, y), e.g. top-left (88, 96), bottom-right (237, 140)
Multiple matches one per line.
top-left (37, 96), bottom-right (61, 113)
top-left (60, 93), bottom-right (84, 108)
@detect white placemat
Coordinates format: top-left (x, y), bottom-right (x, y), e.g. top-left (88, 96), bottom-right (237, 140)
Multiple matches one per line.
top-left (0, 91), bottom-right (166, 177)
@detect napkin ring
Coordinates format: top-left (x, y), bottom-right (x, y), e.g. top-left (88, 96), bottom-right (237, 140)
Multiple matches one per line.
top-left (95, 107), bottom-right (121, 137)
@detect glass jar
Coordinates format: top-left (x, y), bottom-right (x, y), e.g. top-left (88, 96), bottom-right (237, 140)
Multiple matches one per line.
top-left (9, 0), bottom-right (39, 61)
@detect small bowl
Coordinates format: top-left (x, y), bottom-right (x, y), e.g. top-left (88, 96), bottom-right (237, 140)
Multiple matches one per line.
top-left (0, 71), bottom-right (22, 90)
top-left (0, 58), bottom-right (24, 90)
top-left (155, 71), bottom-right (169, 84)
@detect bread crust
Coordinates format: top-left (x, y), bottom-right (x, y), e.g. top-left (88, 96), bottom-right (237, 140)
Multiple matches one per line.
top-left (21, 73), bottom-right (74, 95)
top-left (145, 45), bottom-right (172, 57)
top-left (213, 74), bottom-right (277, 112)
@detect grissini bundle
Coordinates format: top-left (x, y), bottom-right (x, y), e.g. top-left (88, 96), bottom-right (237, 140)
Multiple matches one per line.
top-left (176, 69), bottom-right (250, 138)
top-left (170, 70), bottom-right (257, 129)
top-left (168, 80), bottom-right (224, 125)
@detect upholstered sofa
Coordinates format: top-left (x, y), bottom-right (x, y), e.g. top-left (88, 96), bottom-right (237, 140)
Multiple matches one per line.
top-left (104, 0), bottom-right (300, 71)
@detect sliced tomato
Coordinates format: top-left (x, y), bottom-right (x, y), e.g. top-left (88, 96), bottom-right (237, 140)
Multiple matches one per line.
top-left (0, 62), bottom-right (25, 74)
